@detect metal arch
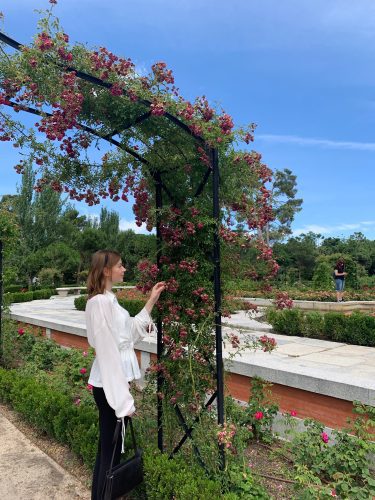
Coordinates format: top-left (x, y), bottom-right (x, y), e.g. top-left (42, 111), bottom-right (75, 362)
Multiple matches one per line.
top-left (0, 30), bottom-right (225, 470)
top-left (3, 99), bottom-right (176, 204)
top-left (102, 111), bottom-right (151, 140)
top-left (0, 32), bottom-right (206, 145)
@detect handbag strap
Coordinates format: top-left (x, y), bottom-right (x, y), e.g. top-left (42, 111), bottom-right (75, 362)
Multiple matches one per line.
top-left (108, 417), bottom-right (138, 472)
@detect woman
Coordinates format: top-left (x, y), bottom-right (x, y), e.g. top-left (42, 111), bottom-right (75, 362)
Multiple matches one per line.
top-left (85, 249), bottom-right (165, 500)
top-left (334, 258), bottom-right (347, 302)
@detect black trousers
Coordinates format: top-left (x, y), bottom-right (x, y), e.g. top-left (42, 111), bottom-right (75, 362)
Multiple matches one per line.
top-left (92, 386), bottom-right (122, 500)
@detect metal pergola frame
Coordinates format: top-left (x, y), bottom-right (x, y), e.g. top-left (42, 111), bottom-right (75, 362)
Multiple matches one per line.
top-left (0, 31), bottom-right (225, 468)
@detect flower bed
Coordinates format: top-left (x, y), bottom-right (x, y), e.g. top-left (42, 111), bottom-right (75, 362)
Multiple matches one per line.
top-left (266, 308), bottom-right (375, 346)
top-left (231, 288), bottom-right (375, 302)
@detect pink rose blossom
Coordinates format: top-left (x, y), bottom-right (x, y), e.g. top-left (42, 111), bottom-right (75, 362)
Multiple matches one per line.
top-left (17, 328), bottom-right (25, 336)
top-left (321, 432), bottom-right (329, 443)
top-left (79, 368), bottom-right (87, 375)
top-left (86, 384), bottom-right (93, 391)
top-left (82, 351), bottom-right (88, 357)
top-left (254, 411), bottom-right (264, 420)
top-left (290, 410), bottom-right (297, 417)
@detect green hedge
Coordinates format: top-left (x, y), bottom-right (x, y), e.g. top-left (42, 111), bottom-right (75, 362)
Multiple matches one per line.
top-left (74, 295), bottom-right (146, 317)
top-left (266, 308), bottom-right (375, 346)
top-left (4, 284), bottom-right (26, 293)
top-left (0, 368), bottom-right (98, 467)
top-left (3, 289), bottom-right (55, 305)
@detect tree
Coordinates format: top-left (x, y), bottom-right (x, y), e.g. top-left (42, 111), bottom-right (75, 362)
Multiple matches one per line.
top-left (0, 196), bottom-right (20, 286)
top-left (319, 253), bottom-right (362, 290)
top-left (43, 242), bottom-right (80, 283)
top-left (273, 232), bottom-right (321, 282)
top-left (264, 168), bottom-right (303, 245)
top-left (99, 207), bottom-right (120, 249)
top-left (117, 230), bottom-right (156, 281)
top-left (33, 185), bottom-right (63, 249)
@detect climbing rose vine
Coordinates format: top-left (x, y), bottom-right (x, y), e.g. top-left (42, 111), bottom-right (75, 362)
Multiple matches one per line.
top-left (0, 5), bottom-right (278, 461)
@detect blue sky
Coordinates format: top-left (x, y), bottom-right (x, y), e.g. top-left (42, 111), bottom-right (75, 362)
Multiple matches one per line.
top-left (1, 0), bottom-right (374, 239)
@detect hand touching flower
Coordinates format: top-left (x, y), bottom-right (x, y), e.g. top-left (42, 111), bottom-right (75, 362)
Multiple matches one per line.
top-left (145, 281), bottom-right (166, 314)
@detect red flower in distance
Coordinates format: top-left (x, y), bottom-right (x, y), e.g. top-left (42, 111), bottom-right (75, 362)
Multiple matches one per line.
top-left (254, 411), bottom-right (264, 420)
top-left (18, 328), bottom-right (25, 336)
top-left (79, 368), bottom-right (87, 375)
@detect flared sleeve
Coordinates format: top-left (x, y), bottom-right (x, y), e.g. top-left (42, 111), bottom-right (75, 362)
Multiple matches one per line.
top-left (129, 306), bottom-right (153, 344)
top-left (86, 295), bottom-right (135, 417)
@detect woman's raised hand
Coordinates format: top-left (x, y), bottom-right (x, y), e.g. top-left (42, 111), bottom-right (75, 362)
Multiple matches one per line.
top-left (150, 282), bottom-right (166, 304)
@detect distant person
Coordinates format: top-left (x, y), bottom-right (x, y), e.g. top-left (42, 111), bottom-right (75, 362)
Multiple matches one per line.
top-left (334, 258), bottom-right (347, 302)
top-left (85, 249), bottom-right (165, 500)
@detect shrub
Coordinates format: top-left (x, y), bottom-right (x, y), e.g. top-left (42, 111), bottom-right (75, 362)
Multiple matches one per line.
top-left (26, 337), bottom-right (68, 371)
top-left (121, 299), bottom-right (147, 316)
top-left (301, 312), bottom-right (325, 338)
top-left (241, 377), bottom-right (279, 443)
top-left (74, 295), bottom-right (87, 311)
top-left (1, 322), bottom-right (37, 368)
top-left (266, 307), bottom-right (302, 336)
top-left (32, 288), bottom-right (54, 300)
top-left (143, 451), bottom-right (223, 499)
top-left (3, 289), bottom-right (54, 305)
top-left (312, 261), bottom-right (333, 291)
top-left (4, 291), bottom-right (33, 304)
top-left (74, 295), bottom-right (146, 317)
top-left (267, 308), bottom-right (375, 347)
top-left (38, 267), bottom-right (63, 288)
top-left (4, 284), bottom-right (25, 293)
top-left (0, 367), bottom-right (98, 466)
top-left (323, 312), bottom-right (349, 342)
top-left (284, 405), bottom-right (375, 499)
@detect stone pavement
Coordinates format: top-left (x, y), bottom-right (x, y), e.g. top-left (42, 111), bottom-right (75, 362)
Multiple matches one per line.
top-left (0, 410), bottom-right (90, 500)
top-left (8, 296), bottom-right (375, 405)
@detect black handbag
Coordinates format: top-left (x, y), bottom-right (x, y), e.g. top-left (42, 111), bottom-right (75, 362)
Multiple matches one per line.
top-left (102, 417), bottom-right (144, 500)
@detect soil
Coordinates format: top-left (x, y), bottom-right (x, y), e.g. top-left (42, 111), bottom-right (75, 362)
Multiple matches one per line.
top-left (244, 441), bottom-right (296, 499)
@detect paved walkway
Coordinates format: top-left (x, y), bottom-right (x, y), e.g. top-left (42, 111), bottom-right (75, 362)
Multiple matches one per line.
top-left (0, 410), bottom-right (90, 500)
top-left (8, 296), bottom-right (375, 405)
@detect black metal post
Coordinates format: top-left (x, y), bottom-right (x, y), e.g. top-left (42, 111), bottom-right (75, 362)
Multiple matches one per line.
top-left (155, 172), bottom-right (164, 452)
top-left (0, 240), bottom-right (3, 364)
top-left (212, 148), bottom-right (225, 469)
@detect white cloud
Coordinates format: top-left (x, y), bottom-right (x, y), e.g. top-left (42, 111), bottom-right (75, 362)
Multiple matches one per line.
top-left (119, 219), bottom-right (154, 234)
top-left (293, 225), bottom-right (332, 236)
top-left (293, 221), bottom-right (375, 237)
top-left (256, 134), bottom-right (375, 151)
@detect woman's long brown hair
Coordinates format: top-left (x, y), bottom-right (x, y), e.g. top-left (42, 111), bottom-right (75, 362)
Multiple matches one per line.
top-left (87, 250), bottom-right (121, 299)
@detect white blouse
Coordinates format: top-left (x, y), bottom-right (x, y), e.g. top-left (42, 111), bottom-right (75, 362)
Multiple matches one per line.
top-left (85, 290), bottom-right (152, 418)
